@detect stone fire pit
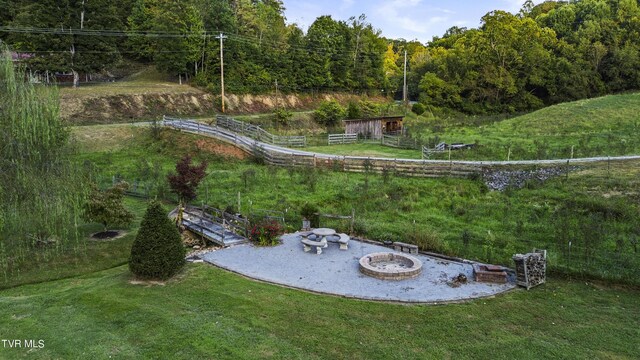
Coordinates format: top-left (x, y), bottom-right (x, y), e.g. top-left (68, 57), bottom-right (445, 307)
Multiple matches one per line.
top-left (359, 252), bottom-right (423, 280)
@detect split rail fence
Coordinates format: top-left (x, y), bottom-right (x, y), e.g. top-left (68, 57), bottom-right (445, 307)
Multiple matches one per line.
top-left (162, 116), bottom-right (640, 179)
top-left (328, 133), bottom-right (358, 145)
top-left (216, 115), bottom-right (306, 148)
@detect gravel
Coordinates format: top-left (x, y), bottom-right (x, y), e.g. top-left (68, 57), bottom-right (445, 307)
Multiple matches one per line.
top-left (200, 234), bottom-right (515, 303)
top-left (483, 166), bottom-right (578, 191)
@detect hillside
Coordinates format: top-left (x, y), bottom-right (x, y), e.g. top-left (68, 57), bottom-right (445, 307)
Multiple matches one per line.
top-left (59, 67), bottom-right (384, 125)
top-left (490, 92), bottom-right (640, 137)
top-left (407, 92), bottom-right (640, 160)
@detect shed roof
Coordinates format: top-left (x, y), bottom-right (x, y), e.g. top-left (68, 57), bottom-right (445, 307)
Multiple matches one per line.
top-left (342, 116), bottom-right (404, 123)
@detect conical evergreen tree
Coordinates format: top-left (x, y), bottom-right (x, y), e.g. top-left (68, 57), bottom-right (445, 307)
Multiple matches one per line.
top-left (129, 201), bottom-right (185, 280)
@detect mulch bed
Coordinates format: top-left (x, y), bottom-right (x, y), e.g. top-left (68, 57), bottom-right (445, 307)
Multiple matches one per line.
top-left (90, 230), bottom-right (127, 241)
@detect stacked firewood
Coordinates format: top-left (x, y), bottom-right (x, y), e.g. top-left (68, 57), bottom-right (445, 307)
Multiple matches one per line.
top-left (513, 250), bottom-right (546, 290)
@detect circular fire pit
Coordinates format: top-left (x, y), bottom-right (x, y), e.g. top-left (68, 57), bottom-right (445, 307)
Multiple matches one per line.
top-left (359, 252), bottom-right (423, 280)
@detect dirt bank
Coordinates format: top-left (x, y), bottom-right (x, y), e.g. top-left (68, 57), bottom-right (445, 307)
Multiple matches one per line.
top-left (61, 92), bottom-right (216, 124)
top-left (61, 88), bottom-right (383, 125)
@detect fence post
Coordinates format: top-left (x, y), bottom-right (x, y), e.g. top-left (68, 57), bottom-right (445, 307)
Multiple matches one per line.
top-left (350, 208), bottom-right (355, 235)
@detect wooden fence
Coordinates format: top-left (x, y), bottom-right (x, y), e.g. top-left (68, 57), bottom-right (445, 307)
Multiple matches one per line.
top-left (215, 115), bottom-right (306, 148)
top-left (382, 134), bottom-right (420, 149)
top-left (328, 133), bottom-right (358, 145)
top-left (162, 117), bottom-right (640, 179)
top-left (422, 143), bottom-right (446, 159)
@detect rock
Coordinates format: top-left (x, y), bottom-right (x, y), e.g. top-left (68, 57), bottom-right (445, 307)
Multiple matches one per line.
top-left (483, 166), bottom-right (579, 191)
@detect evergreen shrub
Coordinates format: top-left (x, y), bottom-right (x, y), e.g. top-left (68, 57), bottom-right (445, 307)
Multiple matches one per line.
top-left (129, 201), bottom-right (185, 280)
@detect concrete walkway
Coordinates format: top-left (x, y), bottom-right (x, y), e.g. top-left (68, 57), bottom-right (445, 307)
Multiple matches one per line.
top-left (201, 233), bottom-right (516, 303)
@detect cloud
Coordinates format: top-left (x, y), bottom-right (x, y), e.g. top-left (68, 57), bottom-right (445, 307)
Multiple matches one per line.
top-left (340, 0), bottom-right (354, 11)
top-left (374, 0), bottom-right (449, 37)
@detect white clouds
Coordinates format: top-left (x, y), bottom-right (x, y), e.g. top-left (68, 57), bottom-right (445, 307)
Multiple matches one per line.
top-left (282, 0), bottom-right (547, 42)
top-left (372, 0), bottom-right (454, 38)
top-left (501, 0), bottom-right (543, 13)
top-left (340, 0), bottom-right (355, 11)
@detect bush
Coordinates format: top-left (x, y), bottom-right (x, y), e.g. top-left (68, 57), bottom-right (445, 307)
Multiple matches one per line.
top-left (313, 100), bottom-right (346, 127)
top-left (273, 108), bottom-right (293, 126)
top-left (300, 203), bottom-right (319, 228)
top-left (411, 103), bottom-right (426, 115)
top-left (249, 220), bottom-right (283, 246)
top-left (346, 101), bottom-right (362, 119)
top-left (407, 226), bottom-right (452, 256)
top-left (167, 154), bottom-right (208, 202)
top-left (83, 182), bottom-right (135, 233)
top-left (129, 201), bottom-right (185, 280)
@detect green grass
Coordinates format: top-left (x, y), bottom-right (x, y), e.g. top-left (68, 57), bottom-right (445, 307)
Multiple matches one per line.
top-left (0, 264), bottom-right (638, 359)
top-left (59, 66), bottom-right (202, 98)
top-left (1, 117), bottom-right (639, 358)
top-left (305, 143), bottom-right (422, 159)
top-left (0, 197), bottom-right (150, 290)
top-left (64, 125), bottom-right (640, 285)
top-left (408, 92), bottom-right (640, 160)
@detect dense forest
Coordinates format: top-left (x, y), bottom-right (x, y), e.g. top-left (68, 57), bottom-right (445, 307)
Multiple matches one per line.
top-left (1, 0), bottom-right (640, 113)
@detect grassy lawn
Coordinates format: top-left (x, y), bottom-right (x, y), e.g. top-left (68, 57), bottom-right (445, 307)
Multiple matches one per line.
top-left (305, 143), bottom-right (422, 159)
top-left (0, 264), bottom-right (638, 359)
top-left (0, 197), bottom-right (150, 290)
top-left (59, 66), bottom-right (201, 98)
top-left (1, 111), bottom-right (639, 358)
top-left (408, 92), bottom-right (640, 160)
top-left (61, 125), bottom-right (640, 285)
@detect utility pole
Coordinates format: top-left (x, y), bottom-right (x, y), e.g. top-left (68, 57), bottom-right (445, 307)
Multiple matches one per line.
top-left (403, 50), bottom-right (408, 108)
top-left (216, 32), bottom-right (227, 113)
top-left (80, 0), bottom-right (85, 29)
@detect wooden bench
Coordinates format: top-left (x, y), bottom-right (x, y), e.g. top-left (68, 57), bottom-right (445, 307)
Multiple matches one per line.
top-left (393, 241), bottom-right (418, 255)
top-left (301, 238), bottom-right (328, 254)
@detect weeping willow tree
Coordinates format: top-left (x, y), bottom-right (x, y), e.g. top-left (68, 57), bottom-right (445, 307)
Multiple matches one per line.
top-left (0, 45), bottom-right (87, 280)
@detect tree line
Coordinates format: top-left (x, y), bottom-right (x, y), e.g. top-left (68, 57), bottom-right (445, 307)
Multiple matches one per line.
top-left (1, 0), bottom-right (640, 113)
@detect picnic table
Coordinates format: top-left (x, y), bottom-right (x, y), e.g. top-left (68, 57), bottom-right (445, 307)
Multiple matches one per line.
top-left (301, 228), bottom-right (350, 254)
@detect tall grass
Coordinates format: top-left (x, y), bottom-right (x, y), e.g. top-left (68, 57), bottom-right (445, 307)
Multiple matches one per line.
top-left (0, 46), bottom-right (87, 282)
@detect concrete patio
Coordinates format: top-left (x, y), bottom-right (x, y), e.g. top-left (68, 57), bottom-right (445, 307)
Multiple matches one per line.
top-left (200, 233), bottom-right (516, 303)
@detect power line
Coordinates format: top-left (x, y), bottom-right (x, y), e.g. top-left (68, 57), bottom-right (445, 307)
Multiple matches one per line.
top-left (0, 26), bottom-right (390, 59)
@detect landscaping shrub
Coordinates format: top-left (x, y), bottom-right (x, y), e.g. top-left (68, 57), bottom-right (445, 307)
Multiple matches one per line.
top-left (411, 103), bottom-right (426, 115)
top-left (249, 220), bottom-right (283, 246)
top-left (129, 201), bottom-right (185, 280)
top-left (167, 154), bottom-right (208, 202)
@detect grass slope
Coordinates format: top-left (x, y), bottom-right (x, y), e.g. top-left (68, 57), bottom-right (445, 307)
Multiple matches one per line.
top-left (416, 92), bottom-right (640, 160)
top-left (62, 125), bottom-right (640, 285)
top-left (0, 265), bottom-right (638, 359)
top-left (59, 66), bottom-right (202, 98)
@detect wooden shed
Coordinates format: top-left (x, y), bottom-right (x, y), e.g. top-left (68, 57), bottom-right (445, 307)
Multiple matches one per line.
top-left (343, 116), bottom-right (404, 140)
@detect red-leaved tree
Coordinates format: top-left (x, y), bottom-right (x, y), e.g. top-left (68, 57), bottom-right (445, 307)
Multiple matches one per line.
top-left (167, 155), bottom-right (208, 202)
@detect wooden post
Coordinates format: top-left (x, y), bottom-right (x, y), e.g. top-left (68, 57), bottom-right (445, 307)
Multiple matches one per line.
top-left (350, 208), bottom-right (355, 235)
top-left (216, 32), bottom-right (227, 113)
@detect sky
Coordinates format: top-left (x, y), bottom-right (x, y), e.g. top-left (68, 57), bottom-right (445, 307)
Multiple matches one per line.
top-left (283, 0), bottom-right (544, 43)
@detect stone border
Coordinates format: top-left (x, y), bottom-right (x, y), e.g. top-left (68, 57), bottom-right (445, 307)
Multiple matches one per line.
top-left (359, 252), bottom-right (423, 280)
